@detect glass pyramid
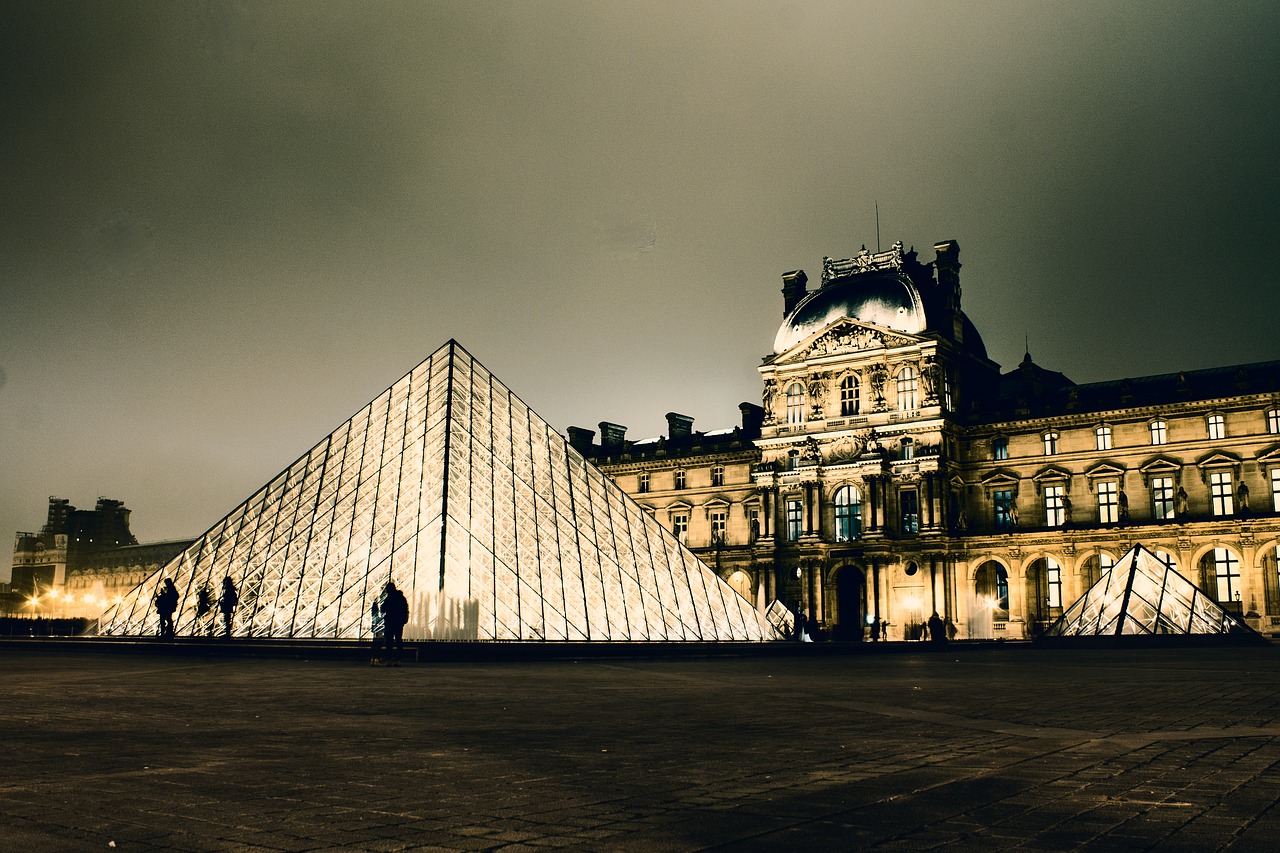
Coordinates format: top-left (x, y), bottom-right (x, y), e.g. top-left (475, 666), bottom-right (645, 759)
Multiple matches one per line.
top-left (97, 341), bottom-right (767, 642)
top-left (1045, 544), bottom-right (1245, 637)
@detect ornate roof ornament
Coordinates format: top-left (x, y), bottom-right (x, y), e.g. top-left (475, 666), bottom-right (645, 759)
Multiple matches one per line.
top-left (821, 240), bottom-right (906, 285)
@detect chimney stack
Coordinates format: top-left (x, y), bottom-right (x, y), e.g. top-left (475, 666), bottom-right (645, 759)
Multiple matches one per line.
top-left (665, 412), bottom-right (694, 441)
top-left (739, 402), bottom-right (765, 438)
top-left (781, 270), bottom-right (808, 316)
top-left (566, 426), bottom-right (595, 455)
top-left (598, 421), bottom-right (627, 450)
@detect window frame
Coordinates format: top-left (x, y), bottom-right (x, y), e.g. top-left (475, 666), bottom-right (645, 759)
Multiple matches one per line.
top-left (1097, 481), bottom-right (1119, 524)
top-left (992, 436), bottom-right (1009, 461)
top-left (786, 383), bottom-right (805, 424)
top-left (900, 488), bottom-right (920, 534)
top-left (1268, 408), bottom-right (1280, 435)
top-left (1151, 476), bottom-right (1175, 520)
top-left (671, 512), bottom-right (689, 544)
top-left (786, 499), bottom-right (803, 541)
top-left (673, 469), bottom-right (687, 490)
top-left (1212, 547), bottom-right (1240, 602)
top-left (1207, 413), bottom-right (1225, 441)
top-left (637, 472), bottom-right (649, 494)
top-left (833, 485), bottom-right (862, 542)
top-left (711, 465), bottom-right (724, 487)
top-left (1043, 431), bottom-right (1059, 456)
top-left (1095, 424), bottom-right (1112, 451)
top-left (896, 366), bottom-right (919, 412)
top-left (839, 375), bottom-right (860, 417)
top-left (1150, 419), bottom-right (1167, 446)
top-left (1209, 470), bottom-right (1234, 516)
top-left (1044, 484), bottom-right (1066, 527)
top-left (993, 489), bottom-right (1014, 530)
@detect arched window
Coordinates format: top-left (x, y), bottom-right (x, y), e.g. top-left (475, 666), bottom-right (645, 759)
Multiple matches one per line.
top-left (1095, 425), bottom-right (1112, 451)
top-left (711, 465), bottom-right (724, 487)
top-left (1150, 419), bottom-right (1167, 446)
top-left (833, 486), bottom-right (862, 542)
top-left (839, 375), bottom-right (860, 417)
top-left (786, 383), bottom-right (805, 424)
top-left (1210, 547), bottom-right (1240, 602)
top-left (673, 469), bottom-right (687, 490)
top-left (900, 437), bottom-right (914, 460)
top-left (896, 366), bottom-right (918, 411)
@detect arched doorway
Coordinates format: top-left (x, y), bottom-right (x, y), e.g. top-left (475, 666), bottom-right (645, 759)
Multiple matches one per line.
top-left (971, 560), bottom-right (1008, 639)
top-left (1025, 556), bottom-right (1064, 634)
top-left (833, 565), bottom-right (866, 641)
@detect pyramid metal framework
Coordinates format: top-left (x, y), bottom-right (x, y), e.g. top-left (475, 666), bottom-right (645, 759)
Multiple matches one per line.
top-left (1045, 544), bottom-right (1245, 637)
top-left (98, 341), bottom-right (767, 642)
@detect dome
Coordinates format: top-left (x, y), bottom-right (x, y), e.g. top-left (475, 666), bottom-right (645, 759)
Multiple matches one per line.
top-left (773, 270), bottom-right (927, 353)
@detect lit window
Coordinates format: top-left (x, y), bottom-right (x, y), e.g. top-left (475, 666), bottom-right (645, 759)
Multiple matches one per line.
top-left (1212, 547), bottom-right (1240, 602)
top-left (710, 510), bottom-right (727, 544)
top-left (1044, 485), bottom-right (1066, 527)
top-left (834, 486), bottom-right (862, 542)
top-left (992, 437), bottom-right (1009, 461)
top-left (839, 375), bottom-right (860, 417)
top-left (1046, 557), bottom-right (1062, 608)
top-left (1210, 470), bottom-right (1234, 516)
top-left (994, 490), bottom-right (1014, 529)
top-left (1154, 549), bottom-right (1177, 571)
top-left (786, 499), bottom-right (803, 541)
top-left (1097, 481), bottom-right (1119, 524)
top-left (943, 370), bottom-right (954, 412)
top-left (995, 568), bottom-right (1009, 611)
top-left (1268, 408), bottom-right (1280, 435)
top-left (896, 366), bottom-right (918, 411)
top-left (901, 438), bottom-right (914, 460)
top-left (1095, 425), bottom-right (1112, 451)
top-left (1207, 414), bottom-right (1225, 440)
top-left (638, 472), bottom-right (649, 494)
top-left (788, 449), bottom-right (800, 471)
top-left (674, 469), bottom-right (686, 490)
top-left (1100, 552), bottom-right (1115, 574)
top-left (672, 513), bottom-right (689, 544)
top-left (1152, 477), bottom-right (1175, 520)
top-left (786, 384), bottom-right (805, 424)
top-left (1043, 431), bottom-right (1059, 456)
top-left (900, 489), bottom-right (919, 534)
top-left (1271, 468), bottom-right (1280, 513)
top-left (1150, 420), bottom-right (1167, 446)
top-left (711, 466), bottom-right (724, 487)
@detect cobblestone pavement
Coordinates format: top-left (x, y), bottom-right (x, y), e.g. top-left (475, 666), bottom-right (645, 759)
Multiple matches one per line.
top-left (2, 645), bottom-right (1278, 852)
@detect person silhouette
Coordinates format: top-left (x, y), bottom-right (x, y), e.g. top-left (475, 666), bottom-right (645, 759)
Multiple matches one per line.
top-left (154, 579), bottom-right (179, 640)
top-left (380, 581), bottom-right (410, 666)
top-left (218, 577), bottom-right (238, 639)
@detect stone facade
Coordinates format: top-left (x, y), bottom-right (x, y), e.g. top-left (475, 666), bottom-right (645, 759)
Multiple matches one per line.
top-left (574, 240), bottom-right (1280, 640)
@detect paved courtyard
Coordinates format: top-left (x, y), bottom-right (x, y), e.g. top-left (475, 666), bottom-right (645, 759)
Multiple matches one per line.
top-left (2, 643), bottom-right (1279, 852)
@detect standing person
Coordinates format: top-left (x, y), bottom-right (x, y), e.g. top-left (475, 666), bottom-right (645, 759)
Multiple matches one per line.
top-left (928, 612), bottom-right (947, 648)
top-left (195, 582), bottom-right (214, 636)
top-left (154, 579), bottom-right (178, 640)
top-left (380, 581), bottom-right (410, 666)
top-left (870, 616), bottom-right (881, 642)
top-left (369, 598), bottom-right (386, 665)
top-left (218, 577), bottom-right (238, 639)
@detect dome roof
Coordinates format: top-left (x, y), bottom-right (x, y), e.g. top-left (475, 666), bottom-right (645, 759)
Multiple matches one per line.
top-left (773, 270), bottom-right (927, 353)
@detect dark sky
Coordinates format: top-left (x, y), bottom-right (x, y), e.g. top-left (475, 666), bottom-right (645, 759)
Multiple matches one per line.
top-left (3, 1), bottom-right (1278, 575)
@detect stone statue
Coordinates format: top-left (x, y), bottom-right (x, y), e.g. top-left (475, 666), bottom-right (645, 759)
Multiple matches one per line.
top-left (868, 363), bottom-right (887, 402)
top-left (1237, 482), bottom-right (1250, 513)
top-left (1176, 487), bottom-right (1189, 516)
top-left (1009, 501), bottom-right (1019, 528)
top-left (762, 380), bottom-right (777, 422)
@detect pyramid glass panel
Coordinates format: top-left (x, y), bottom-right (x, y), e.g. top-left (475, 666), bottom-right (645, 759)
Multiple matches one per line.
top-left (1045, 544), bottom-right (1249, 638)
top-left (98, 341), bottom-right (766, 642)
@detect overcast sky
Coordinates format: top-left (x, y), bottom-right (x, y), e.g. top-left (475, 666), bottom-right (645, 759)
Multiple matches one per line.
top-left (3, 1), bottom-right (1278, 576)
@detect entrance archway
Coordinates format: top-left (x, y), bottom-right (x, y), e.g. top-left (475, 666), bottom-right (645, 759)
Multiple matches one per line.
top-left (833, 565), bottom-right (866, 641)
top-left (970, 560), bottom-right (1008, 639)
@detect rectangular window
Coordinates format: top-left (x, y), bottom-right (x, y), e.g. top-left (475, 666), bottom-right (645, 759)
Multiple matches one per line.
top-left (1272, 469), bottom-right (1280, 513)
top-left (672, 513), bottom-right (689, 544)
top-left (710, 510), bottom-right (727, 544)
top-left (1207, 414), bottom-right (1225, 440)
top-left (674, 469), bottom-right (687, 490)
top-left (994, 490), bottom-right (1013, 530)
top-left (992, 437), bottom-right (1008, 461)
top-left (900, 489), bottom-right (919, 534)
top-left (1152, 477), bottom-right (1175, 520)
top-left (1213, 548), bottom-right (1240, 602)
top-left (1095, 425), bottom-right (1112, 451)
top-left (1045, 485), bottom-right (1066, 527)
top-left (1047, 558), bottom-right (1062, 608)
top-left (1043, 432), bottom-right (1059, 456)
top-left (711, 466), bottom-right (724, 487)
top-left (1150, 420), bottom-right (1167, 445)
top-left (1269, 409), bottom-right (1280, 435)
top-left (1097, 481), bottom-right (1119, 524)
top-left (1210, 471), bottom-right (1234, 516)
top-left (637, 473), bottom-right (649, 494)
top-left (786, 499), bottom-right (803, 541)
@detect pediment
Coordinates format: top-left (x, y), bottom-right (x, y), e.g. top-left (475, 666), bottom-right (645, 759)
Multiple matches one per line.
top-left (1031, 465), bottom-right (1073, 483)
top-left (1138, 455), bottom-right (1182, 474)
top-left (664, 500), bottom-right (694, 515)
top-left (980, 469), bottom-right (1020, 488)
top-left (1196, 449), bottom-right (1242, 469)
top-left (1255, 442), bottom-right (1280, 464)
top-left (775, 319), bottom-right (923, 365)
top-left (1084, 461), bottom-right (1127, 480)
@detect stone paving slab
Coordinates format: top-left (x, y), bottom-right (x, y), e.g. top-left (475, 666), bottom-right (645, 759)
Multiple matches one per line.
top-left (1, 645), bottom-right (1278, 851)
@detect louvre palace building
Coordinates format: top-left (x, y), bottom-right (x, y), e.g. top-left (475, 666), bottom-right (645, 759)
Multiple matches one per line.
top-left (571, 240), bottom-right (1280, 641)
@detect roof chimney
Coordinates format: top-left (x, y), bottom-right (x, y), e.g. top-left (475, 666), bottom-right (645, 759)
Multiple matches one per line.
top-left (566, 426), bottom-right (595, 455)
top-left (598, 421), bottom-right (627, 450)
top-left (665, 412), bottom-right (694, 440)
top-left (739, 402), bottom-right (765, 438)
top-left (781, 270), bottom-right (808, 316)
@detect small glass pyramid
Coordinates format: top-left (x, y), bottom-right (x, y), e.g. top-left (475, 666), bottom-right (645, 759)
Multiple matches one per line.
top-left (97, 341), bottom-right (767, 642)
top-left (1046, 543), bottom-right (1245, 637)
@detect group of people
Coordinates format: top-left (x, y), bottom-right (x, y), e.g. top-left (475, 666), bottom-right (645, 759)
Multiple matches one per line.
top-left (152, 576), bottom-right (237, 639)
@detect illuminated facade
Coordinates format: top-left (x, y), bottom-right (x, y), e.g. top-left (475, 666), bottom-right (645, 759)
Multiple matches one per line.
top-left (577, 240), bottom-right (1280, 640)
top-left (97, 341), bottom-right (768, 641)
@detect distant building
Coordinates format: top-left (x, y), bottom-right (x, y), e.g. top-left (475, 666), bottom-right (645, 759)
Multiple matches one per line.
top-left (10, 497), bottom-right (191, 617)
top-left (575, 240), bottom-right (1280, 640)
